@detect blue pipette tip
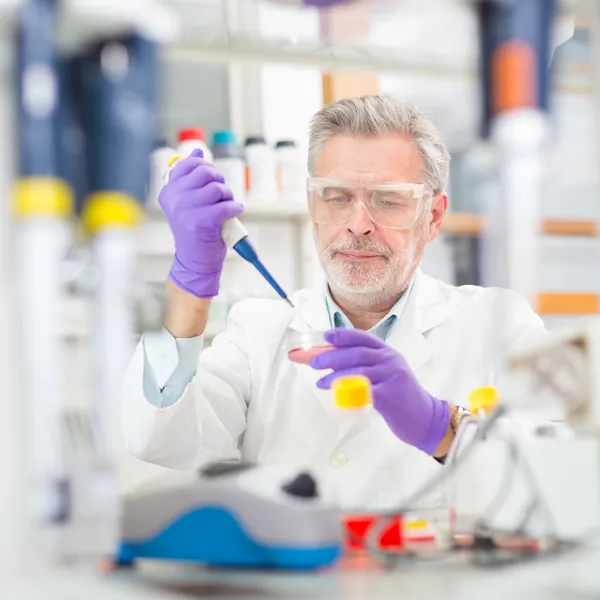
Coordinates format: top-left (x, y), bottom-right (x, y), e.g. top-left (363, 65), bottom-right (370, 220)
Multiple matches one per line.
top-left (232, 237), bottom-right (295, 307)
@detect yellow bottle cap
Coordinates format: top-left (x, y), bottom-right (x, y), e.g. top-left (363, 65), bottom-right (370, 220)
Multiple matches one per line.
top-left (468, 386), bottom-right (499, 414)
top-left (332, 375), bottom-right (372, 410)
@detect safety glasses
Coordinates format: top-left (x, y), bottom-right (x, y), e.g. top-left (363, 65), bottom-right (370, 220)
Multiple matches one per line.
top-left (306, 177), bottom-right (432, 230)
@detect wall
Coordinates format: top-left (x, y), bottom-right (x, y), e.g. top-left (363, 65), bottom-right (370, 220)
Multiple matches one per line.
top-left (159, 57), bottom-right (231, 144)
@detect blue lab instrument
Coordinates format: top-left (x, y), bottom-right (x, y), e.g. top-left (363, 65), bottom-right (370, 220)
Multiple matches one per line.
top-left (116, 462), bottom-right (342, 570)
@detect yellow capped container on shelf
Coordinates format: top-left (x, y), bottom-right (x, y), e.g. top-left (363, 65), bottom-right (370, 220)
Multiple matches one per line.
top-left (468, 386), bottom-right (499, 414)
top-left (332, 375), bottom-right (372, 410)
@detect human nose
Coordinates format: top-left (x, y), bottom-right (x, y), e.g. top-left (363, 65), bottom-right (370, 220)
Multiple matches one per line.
top-left (346, 199), bottom-right (373, 235)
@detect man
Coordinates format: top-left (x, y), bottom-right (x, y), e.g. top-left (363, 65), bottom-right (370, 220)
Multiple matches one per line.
top-left (121, 95), bottom-right (545, 509)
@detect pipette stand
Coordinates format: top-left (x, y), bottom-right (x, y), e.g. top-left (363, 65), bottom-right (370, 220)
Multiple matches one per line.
top-left (0, 0), bottom-right (181, 598)
top-left (474, 0), bottom-right (557, 302)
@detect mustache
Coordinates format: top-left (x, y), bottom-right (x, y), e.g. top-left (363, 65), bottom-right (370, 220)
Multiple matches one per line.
top-left (324, 237), bottom-right (393, 258)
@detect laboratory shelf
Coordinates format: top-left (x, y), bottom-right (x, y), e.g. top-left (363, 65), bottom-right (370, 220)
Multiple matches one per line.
top-left (165, 32), bottom-right (475, 80)
top-left (64, 211), bottom-right (600, 340)
top-left (163, 0), bottom-right (476, 78)
top-left (442, 213), bottom-right (599, 238)
top-left (162, 0), bottom-right (582, 86)
top-left (542, 219), bottom-right (599, 236)
top-left (537, 292), bottom-right (600, 315)
top-left (138, 204), bottom-right (308, 256)
top-left (138, 211), bottom-right (600, 259)
top-left (241, 202), bottom-right (309, 220)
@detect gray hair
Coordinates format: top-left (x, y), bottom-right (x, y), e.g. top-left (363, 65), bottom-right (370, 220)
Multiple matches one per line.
top-left (308, 95), bottom-right (450, 194)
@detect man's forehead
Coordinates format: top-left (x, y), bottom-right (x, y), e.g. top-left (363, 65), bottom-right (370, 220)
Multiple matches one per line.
top-left (314, 134), bottom-right (422, 182)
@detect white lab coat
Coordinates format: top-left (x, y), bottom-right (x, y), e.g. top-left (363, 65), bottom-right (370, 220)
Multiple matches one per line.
top-left (121, 270), bottom-right (546, 510)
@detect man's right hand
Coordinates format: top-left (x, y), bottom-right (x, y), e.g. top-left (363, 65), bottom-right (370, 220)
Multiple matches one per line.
top-left (159, 148), bottom-right (244, 299)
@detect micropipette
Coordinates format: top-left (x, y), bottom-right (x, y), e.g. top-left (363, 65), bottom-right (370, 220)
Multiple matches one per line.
top-left (166, 155), bottom-right (297, 310)
top-left (221, 218), bottom-right (295, 309)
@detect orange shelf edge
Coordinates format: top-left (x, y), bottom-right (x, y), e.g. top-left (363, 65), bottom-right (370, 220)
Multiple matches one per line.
top-left (442, 214), bottom-right (598, 237)
top-left (542, 219), bottom-right (598, 236)
top-left (536, 293), bottom-right (600, 315)
top-left (441, 213), bottom-right (482, 236)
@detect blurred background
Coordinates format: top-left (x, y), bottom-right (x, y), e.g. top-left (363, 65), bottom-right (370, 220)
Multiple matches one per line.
top-left (140, 0), bottom-right (599, 330)
top-left (41, 0), bottom-right (598, 490)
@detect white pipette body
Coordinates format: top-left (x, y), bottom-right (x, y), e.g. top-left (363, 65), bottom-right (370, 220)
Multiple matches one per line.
top-left (221, 217), bottom-right (248, 247)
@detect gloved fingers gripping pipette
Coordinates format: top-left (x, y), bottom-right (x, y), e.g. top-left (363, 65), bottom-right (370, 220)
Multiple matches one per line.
top-left (162, 148), bottom-right (299, 312)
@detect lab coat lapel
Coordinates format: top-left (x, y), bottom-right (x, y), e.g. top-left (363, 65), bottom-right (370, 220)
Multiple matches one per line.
top-left (385, 270), bottom-right (453, 374)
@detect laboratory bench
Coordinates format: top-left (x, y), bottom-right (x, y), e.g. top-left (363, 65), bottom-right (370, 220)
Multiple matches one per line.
top-left (59, 547), bottom-right (598, 600)
top-left (125, 548), bottom-right (600, 599)
top-left (8, 544), bottom-right (600, 599)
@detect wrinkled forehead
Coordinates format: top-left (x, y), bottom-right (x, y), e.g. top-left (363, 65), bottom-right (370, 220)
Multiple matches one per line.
top-left (314, 133), bottom-right (423, 184)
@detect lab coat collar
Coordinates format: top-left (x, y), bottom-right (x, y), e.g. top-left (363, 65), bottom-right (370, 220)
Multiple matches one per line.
top-left (289, 269), bottom-right (452, 339)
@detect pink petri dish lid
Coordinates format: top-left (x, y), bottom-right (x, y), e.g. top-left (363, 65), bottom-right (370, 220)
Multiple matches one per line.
top-left (284, 329), bottom-right (334, 364)
top-left (288, 345), bottom-right (333, 365)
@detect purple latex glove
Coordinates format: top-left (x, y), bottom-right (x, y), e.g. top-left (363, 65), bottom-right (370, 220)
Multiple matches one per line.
top-left (159, 149), bottom-right (244, 298)
top-left (309, 329), bottom-right (450, 455)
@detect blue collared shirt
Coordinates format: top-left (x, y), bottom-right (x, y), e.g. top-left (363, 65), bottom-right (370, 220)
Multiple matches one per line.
top-left (324, 279), bottom-right (414, 342)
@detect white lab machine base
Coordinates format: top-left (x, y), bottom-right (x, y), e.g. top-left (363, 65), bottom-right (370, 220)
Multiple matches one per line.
top-left (450, 430), bottom-right (600, 542)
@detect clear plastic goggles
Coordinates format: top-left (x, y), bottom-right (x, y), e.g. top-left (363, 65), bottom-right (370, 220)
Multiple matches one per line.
top-left (306, 177), bottom-right (432, 230)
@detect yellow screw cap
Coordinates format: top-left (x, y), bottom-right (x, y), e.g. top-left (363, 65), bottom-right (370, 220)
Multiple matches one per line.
top-left (13, 177), bottom-right (74, 218)
top-left (332, 375), bottom-right (372, 410)
top-left (468, 386), bottom-right (499, 414)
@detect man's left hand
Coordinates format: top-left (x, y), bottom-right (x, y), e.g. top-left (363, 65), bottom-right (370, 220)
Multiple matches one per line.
top-left (310, 328), bottom-right (450, 455)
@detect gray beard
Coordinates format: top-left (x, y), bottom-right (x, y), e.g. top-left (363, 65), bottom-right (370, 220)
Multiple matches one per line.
top-left (326, 260), bottom-right (417, 310)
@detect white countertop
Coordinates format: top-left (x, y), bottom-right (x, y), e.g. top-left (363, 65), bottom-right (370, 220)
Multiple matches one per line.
top-left (6, 546), bottom-right (600, 599)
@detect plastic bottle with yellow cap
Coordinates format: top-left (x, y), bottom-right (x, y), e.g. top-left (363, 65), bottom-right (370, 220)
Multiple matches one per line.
top-left (468, 386), bottom-right (499, 416)
top-left (332, 375), bottom-right (373, 411)
top-left (329, 375), bottom-right (374, 444)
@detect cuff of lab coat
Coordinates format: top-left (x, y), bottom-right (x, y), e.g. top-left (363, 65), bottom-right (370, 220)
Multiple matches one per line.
top-left (142, 328), bottom-right (204, 408)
